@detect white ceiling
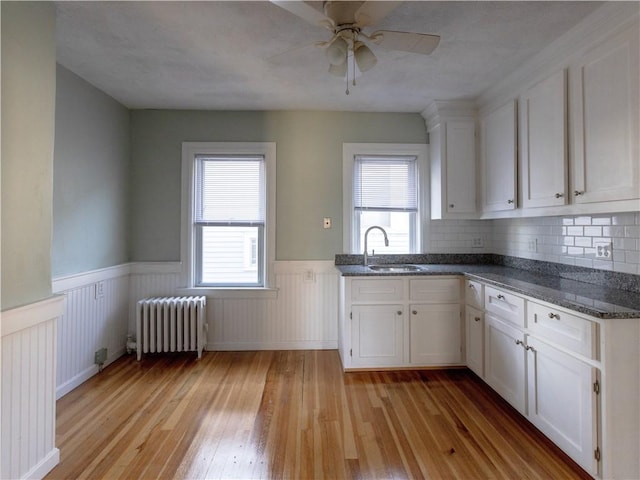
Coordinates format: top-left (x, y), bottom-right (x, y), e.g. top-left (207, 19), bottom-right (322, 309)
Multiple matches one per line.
top-left (55, 1), bottom-right (605, 112)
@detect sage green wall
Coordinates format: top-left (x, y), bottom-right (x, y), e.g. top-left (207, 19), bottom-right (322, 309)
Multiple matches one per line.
top-left (130, 110), bottom-right (427, 261)
top-left (53, 65), bottom-right (131, 277)
top-left (1, 2), bottom-right (57, 310)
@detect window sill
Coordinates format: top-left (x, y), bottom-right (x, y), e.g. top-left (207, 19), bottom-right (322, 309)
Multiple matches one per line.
top-left (176, 287), bottom-right (279, 299)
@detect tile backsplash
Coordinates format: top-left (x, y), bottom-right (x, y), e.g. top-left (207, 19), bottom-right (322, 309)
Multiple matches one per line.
top-left (427, 212), bottom-right (640, 275)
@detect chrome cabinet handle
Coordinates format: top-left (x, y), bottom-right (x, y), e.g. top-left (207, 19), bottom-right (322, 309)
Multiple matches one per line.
top-left (468, 283), bottom-right (475, 289)
top-left (525, 345), bottom-right (536, 353)
top-left (555, 193), bottom-right (564, 198)
top-left (574, 190), bottom-right (584, 196)
top-left (515, 339), bottom-right (524, 346)
top-left (497, 294), bottom-right (505, 300)
top-left (548, 312), bottom-right (560, 319)
top-left (507, 199), bottom-right (514, 204)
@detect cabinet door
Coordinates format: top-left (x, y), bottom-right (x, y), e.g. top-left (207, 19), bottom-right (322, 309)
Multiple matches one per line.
top-left (410, 304), bottom-right (461, 365)
top-left (527, 336), bottom-right (598, 475)
top-left (465, 306), bottom-right (484, 378)
top-left (481, 100), bottom-right (518, 212)
top-left (484, 313), bottom-right (526, 413)
top-left (570, 23), bottom-right (640, 203)
top-left (351, 305), bottom-right (404, 367)
top-left (521, 69), bottom-right (568, 208)
top-left (445, 120), bottom-right (477, 214)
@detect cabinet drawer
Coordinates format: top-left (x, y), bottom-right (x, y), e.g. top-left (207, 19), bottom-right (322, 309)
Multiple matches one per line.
top-left (351, 278), bottom-right (404, 302)
top-left (410, 277), bottom-right (460, 303)
top-left (528, 301), bottom-right (597, 359)
top-left (485, 286), bottom-right (525, 328)
top-left (466, 279), bottom-right (484, 309)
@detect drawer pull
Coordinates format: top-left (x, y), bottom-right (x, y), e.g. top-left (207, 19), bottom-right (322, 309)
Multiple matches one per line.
top-left (548, 312), bottom-right (560, 320)
top-left (468, 284), bottom-right (475, 289)
top-left (525, 345), bottom-right (536, 352)
top-left (412, 310), bottom-right (418, 315)
top-left (515, 339), bottom-right (524, 347)
top-left (474, 317), bottom-right (481, 322)
top-left (397, 311), bottom-right (402, 316)
top-left (497, 294), bottom-right (505, 300)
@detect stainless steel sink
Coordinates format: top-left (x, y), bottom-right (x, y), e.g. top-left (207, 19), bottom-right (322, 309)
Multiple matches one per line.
top-left (367, 264), bottom-right (422, 273)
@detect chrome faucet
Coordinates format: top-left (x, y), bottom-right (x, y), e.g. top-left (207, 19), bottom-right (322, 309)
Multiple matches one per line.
top-left (363, 226), bottom-right (389, 266)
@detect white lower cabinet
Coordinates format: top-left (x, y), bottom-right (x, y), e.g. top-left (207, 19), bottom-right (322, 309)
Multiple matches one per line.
top-left (340, 276), bottom-right (461, 370)
top-left (526, 335), bottom-right (597, 474)
top-left (410, 303), bottom-right (461, 365)
top-left (351, 304), bottom-right (404, 368)
top-left (484, 313), bottom-right (526, 414)
top-left (465, 305), bottom-right (484, 378)
top-left (479, 285), bottom-right (600, 477)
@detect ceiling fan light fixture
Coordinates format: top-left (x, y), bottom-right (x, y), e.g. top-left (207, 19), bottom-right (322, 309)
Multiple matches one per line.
top-left (326, 36), bottom-right (348, 65)
top-left (354, 41), bottom-right (377, 72)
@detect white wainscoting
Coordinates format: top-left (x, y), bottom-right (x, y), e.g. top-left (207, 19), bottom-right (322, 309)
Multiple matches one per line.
top-left (129, 261), bottom-right (339, 351)
top-left (52, 265), bottom-right (130, 399)
top-left (1, 296), bottom-right (64, 480)
top-left (49, 260), bottom-right (338, 403)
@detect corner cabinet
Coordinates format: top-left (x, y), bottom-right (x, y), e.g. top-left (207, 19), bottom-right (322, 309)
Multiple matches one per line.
top-left (480, 100), bottom-right (518, 212)
top-left (569, 22), bottom-right (640, 205)
top-left (339, 275), bottom-right (462, 370)
top-left (424, 101), bottom-right (478, 219)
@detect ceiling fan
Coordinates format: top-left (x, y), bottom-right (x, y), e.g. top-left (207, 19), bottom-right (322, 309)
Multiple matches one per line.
top-left (270, 1), bottom-right (441, 94)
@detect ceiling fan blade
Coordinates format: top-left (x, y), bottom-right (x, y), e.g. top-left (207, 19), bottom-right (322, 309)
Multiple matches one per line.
top-left (355, 1), bottom-right (402, 27)
top-left (270, 1), bottom-right (332, 28)
top-left (371, 30), bottom-right (441, 55)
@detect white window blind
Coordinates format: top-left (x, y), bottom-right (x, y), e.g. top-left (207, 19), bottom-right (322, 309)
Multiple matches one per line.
top-left (353, 155), bottom-right (418, 211)
top-left (195, 155), bottom-right (265, 224)
top-left (194, 154), bottom-right (266, 287)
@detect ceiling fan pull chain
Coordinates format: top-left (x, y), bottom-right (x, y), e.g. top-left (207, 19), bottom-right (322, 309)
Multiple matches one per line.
top-left (345, 49), bottom-right (350, 95)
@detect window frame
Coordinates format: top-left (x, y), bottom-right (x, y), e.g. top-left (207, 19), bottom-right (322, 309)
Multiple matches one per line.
top-left (181, 142), bottom-right (276, 291)
top-left (342, 143), bottom-right (428, 254)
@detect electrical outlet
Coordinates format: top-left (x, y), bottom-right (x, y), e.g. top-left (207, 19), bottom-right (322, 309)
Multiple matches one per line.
top-left (323, 217), bottom-right (332, 229)
top-left (527, 239), bottom-right (538, 253)
top-left (595, 242), bottom-right (613, 259)
top-left (472, 237), bottom-right (484, 248)
top-left (303, 269), bottom-right (315, 283)
top-left (95, 281), bottom-right (104, 299)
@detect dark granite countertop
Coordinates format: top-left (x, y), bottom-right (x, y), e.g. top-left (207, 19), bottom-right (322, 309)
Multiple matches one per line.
top-left (335, 256), bottom-right (640, 320)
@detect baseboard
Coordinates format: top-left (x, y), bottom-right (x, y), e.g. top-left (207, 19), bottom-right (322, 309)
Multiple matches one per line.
top-left (21, 448), bottom-right (59, 480)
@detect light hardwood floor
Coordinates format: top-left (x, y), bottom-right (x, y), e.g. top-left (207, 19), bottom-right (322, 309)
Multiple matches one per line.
top-left (46, 350), bottom-right (592, 479)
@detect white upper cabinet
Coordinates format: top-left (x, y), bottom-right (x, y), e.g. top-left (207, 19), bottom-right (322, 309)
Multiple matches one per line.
top-left (520, 69), bottom-right (568, 208)
top-left (425, 101), bottom-right (478, 219)
top-left (481, 100), bottom-right (518, 212)
top-left (569, 22), bottom-right (639, 204)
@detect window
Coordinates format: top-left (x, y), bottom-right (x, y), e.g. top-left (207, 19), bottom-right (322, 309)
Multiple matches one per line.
top-left (182, 143), bottom-right (275, 288)
top-left (343, 144), bottom-right (427, 254)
